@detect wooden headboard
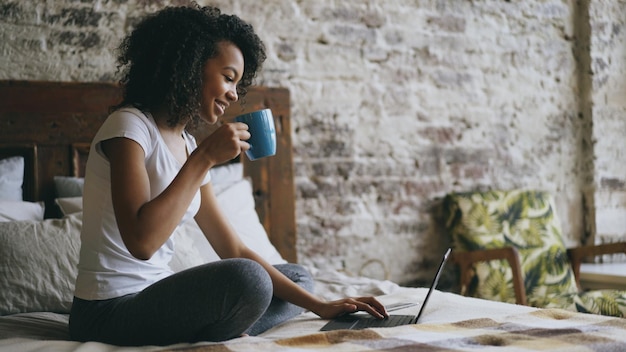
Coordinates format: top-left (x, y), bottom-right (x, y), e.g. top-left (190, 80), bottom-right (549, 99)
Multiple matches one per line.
top-left (0, 80), bottom-right (297, 263)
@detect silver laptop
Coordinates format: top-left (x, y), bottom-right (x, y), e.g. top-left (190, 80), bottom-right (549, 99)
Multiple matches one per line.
top-left (320, 247), bottom-right (451, 331)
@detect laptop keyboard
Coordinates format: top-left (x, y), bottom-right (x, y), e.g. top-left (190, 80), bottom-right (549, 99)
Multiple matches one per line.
top-left (355, 314), bottom-right (415, 329)
top-left (320, 314), bottom-right (415, 331)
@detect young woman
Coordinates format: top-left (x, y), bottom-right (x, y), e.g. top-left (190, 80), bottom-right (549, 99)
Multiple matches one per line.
top-left (69, 3), bottom-right (387, 346)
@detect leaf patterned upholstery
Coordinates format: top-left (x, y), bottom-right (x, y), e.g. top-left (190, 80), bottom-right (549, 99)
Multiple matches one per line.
top-left (444, 189), bottom-right (626, 317)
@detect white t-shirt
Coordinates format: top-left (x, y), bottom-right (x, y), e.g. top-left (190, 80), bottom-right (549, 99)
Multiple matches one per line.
top-left (74, 108), bottom-right (211, 300)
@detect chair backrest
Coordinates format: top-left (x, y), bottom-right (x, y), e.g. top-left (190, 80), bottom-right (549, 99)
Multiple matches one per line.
top-left (444, 189), bottom-right (579, 306)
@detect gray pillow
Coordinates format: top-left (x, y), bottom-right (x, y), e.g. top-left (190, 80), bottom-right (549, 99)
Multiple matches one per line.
top-left (0, 213), bottom-right (82, 315)
top-left (53, 176), bottom-right (84, 198)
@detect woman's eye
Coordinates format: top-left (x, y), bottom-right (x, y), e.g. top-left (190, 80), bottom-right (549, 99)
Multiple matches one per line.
top-left (225, 75), bottom-right (234, 82)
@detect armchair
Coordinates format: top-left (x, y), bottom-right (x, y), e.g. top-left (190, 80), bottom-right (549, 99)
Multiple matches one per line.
top-left (443, 189), bottom-right (626, 317)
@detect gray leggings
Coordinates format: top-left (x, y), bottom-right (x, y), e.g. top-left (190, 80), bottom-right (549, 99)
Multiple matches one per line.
top-left (69, 259), bottom-right (314, 346)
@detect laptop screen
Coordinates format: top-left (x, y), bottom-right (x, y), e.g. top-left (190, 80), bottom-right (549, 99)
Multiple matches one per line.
top-left (413, 247), bottom-right (451, 322)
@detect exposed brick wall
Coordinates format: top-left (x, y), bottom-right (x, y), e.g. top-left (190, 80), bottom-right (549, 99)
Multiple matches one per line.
top-left (1, 0), bottom-right (624, 284)
top-left (589, 1), bottom-right (626, 249)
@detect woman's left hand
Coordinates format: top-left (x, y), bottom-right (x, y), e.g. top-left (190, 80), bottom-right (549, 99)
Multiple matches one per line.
top-left (312, 296), bottom-right (388, 320)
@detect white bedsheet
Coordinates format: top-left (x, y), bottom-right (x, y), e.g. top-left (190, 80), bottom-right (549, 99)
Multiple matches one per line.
top-left (0, 267), bottom-right (537, 352)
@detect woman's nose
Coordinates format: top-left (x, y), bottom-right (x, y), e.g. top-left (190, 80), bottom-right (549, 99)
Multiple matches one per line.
top-left (226, 88), bottom-right (238, 102)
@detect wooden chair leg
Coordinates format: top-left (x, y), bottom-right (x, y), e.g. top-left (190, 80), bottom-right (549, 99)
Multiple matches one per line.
top-left (452, 247), bottom-right (527, 306)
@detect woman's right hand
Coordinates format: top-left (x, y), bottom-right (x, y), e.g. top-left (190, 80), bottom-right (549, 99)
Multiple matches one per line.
top-left (195, 122), bottom-right (250, 166)
top-left (312, 296), bottom-right (388, 320)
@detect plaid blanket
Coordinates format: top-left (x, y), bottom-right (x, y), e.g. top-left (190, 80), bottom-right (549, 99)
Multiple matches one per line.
top-left (165, 309), bottom-right (626, 352)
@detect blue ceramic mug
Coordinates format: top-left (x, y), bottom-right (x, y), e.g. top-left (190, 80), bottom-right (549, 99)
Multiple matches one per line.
top-left (235, 108), bottom-right (277, 160)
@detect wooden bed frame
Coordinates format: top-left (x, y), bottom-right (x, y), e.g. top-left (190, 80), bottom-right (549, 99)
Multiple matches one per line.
top-left (0, 80), bottom-right (297, 263)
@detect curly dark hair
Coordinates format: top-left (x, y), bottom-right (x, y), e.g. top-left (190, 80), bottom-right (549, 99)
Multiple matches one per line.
top-left (113, 2), bottom-right (266, 127)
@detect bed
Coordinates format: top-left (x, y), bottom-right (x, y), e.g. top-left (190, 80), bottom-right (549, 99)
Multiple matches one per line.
top-left (1, 80), bottom-right (625, 352)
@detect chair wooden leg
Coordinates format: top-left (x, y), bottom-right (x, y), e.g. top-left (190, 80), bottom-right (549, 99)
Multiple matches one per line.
top-left (451, 248), bottom-right (528, 306)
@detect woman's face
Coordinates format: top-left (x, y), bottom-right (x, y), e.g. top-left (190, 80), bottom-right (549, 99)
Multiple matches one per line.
top-left (199, 41), bottom-right (244, 124)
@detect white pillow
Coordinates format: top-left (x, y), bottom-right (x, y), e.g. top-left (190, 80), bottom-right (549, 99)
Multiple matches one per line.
top-left (0, 200), bottom-right (45, 222)
top-left (0, 156), bottom-right (24, 201)
top-left (55, 197), bottom-right (83, 216)
top-left (215, 178), bottom-right (286, 265)
top-left (169, 223), bottom-right (211, 272)
top-left (0, 213), bottom-right (82, 315)
top-left (210, 162), bottom-right (243, 193)
top-left (171, 220), bottom-right (220, 268)
top-left (169, 178), bottom-right (286, 271)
